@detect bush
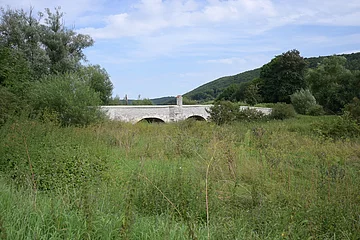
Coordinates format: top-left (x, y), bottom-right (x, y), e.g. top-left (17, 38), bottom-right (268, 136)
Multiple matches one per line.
top-left (344, 97), bottom-right (360, 124)
top-left (207, 101), bottom-right (239, 125)
top-left (0, 87), bottom-right (22, 125)
top-left (28, 73), bottom-right (104, 126)
top-left (306, 104), bottom-right (325, 116)
top-left (269, 103), bottom-right (296, 120)
top-left (314, 113), bottom-right (360, 139)
top-left (290, 89), bottom-right (316, 114)
top-left (207, 101), bottom-right (267, 125)
top-left (237, 107), bottom-right (265, 121)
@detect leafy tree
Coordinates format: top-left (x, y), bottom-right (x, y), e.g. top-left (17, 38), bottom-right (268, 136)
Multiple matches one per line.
top-left (290, 89), bottom-right (316, 114)
top-left (260, 49), bottom-right (308, 103)
top-left (0, 7), bottom-right (50, 78)
top-left (216, 84), bottom-right (239, 101)
top-left (207, 101), bottom-right (239, 125)
top-left (182, 97), bottom-right (197, 105)
top-left (269, 103), bottom-right (296, 120)
top-left (344, 97), bottom-right (360, 124)
top-left (243, 81), bottom-right (262, 105)
top-left (306, 56), bottom-right (359, 113)
top-left (79, 65), bottom-right (113, 105)
top-left (28, 73), bottom-right (103, 126)
top-left (0, 7), bottom-right (94, 77)
top-left (0, 87), bottom-right (22, 125)
top-left (41, 7), bottom-right (94, 73)
top-left (0, 46), bottom-right (32, 95)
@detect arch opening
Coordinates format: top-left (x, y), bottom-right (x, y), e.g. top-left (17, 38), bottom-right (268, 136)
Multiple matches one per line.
top-left (138, 117), bottom-right (165, 123)
top-left (186, 115), bottom-right (206, 121)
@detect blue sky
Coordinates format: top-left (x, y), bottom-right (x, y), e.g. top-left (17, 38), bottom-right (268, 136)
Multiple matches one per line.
top-left (3, 0), bottom-right (360, 99)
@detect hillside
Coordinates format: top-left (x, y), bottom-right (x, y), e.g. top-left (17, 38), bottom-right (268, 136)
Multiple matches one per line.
top-left (184, 52), bottom-right (360, 102)
top-left (150, 96), bottom-right (176, 105)
top-left (184, 68), bottom-right (260, 102)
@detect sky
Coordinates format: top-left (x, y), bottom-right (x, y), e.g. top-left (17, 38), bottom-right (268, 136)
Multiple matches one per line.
top-left (1, 0), bottom-right (360, 99)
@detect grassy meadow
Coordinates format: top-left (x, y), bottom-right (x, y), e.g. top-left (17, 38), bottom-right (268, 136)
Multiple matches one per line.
top-left (0, 116), bottom-right (359, 239)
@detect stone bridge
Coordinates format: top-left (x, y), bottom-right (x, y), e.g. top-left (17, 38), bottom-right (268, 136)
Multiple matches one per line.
top-left (101, 96), bottom-right (272, 123)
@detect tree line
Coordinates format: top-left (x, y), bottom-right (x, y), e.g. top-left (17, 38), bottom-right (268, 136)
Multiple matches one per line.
top-left (216, 49), bottom-right (360, 114)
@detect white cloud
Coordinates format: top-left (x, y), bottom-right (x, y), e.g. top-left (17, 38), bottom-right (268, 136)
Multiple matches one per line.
top-left (204, 57), bottom-right (247, 65)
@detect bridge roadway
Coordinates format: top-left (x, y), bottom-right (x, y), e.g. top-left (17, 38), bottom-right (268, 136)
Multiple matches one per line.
top-left (101, 96), bottom-right (272, 123)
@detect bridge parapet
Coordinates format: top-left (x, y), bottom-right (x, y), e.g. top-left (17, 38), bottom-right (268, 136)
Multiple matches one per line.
top-left (100, 104), bottom-right (271, 123)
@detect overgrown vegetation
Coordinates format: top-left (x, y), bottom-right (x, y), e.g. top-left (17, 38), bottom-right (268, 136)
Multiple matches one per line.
top-left (1, 116), bottom-right (360, 239)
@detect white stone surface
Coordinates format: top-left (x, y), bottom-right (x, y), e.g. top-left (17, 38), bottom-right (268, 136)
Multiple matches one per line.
top-left (100, 105), bottom-right (272, 123)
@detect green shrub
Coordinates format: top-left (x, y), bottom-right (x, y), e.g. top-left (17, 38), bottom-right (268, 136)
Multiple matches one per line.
top-left (207, 102), bottom-right (266, 124)
top-left (207, 101), bottom-right (239, 125)
top-left (314, 113), bottom-right (360, 139)
top-left (344, 97), bottom-right (360, 124)
top-left (290, 89), bottom-right (316, 114)
top-left (269, 103), bottom-right (296, 120)
top-left (237, 108), bottom-right (265, 121)
top-left (0, 87), bottom-right (22, 125)
top-left (28, 73), bottom-right (104, 126)
top-left (306, 104), bottom-right (325, 116)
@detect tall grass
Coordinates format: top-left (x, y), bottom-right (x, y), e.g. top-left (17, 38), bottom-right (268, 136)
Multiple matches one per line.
top-left (1, 116), bottom-right (359, 239)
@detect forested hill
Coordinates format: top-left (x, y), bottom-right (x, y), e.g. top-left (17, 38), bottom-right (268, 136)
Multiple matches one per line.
top-left (184, 52), bottom-right (360, 102)
top-left (184, 68), bottom-right (260, 102)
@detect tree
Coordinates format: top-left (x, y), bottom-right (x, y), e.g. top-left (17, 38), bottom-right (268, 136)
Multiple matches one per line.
top-left (0, 7), bottom-right (94, 76)
top-left (260, 49), bottom-right (308, 103)
top-left (306, 56), bottom-right (359, 113)
top-left (0, 46), bottom-right (32, 95)
top-left (79, 65), bottom-right (113, 105)
top-left (0, 7), bottom-right (50, 79)
top-left (28, 73), bottom-right (103, 126)
top-left (216, 84), bottom-right (239, 101)
top-left (290, 89), bottom-right (316, 114)
top-left (41, 7), bottom-right (94, 73)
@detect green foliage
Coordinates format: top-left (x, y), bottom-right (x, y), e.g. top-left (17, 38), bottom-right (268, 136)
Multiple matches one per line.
top-left (151, 96), bottom-right (176, 105)
top-left (207, 101), bottom-right (266, 125)
top-left (207, 101), bottom-right (239, 125)
top-left (0, 47), bottom-right (32, 95)
top-left (306, 104), bottom-right (325, 116)
top-left (42, 7), bottom-right (94, 74)
top-left (184, 52), bottom-right (360, 103)
top-left (132, 98), bottom-right (154, 105)
top-left (306, 56), bottom-right (359, 113)
top-left (185, 69), bottom-right (261, 102)
top-left (260, 49), bottom-right (308, 103)
top-left (307, 52), bottom-right (360, 71)
top-left (1, 117), bottom-right (360, 239)
top-left (79, 65), bottom-right (113, 105)
top-left (269, 103), bottom-right (296, 120)
top-left (216, 84), bottom-right (239, 102)
top-left (28, 73), bottom-right (103, 126)
top-left (313, 113), bottom-right (360, 139)
top-left (344, 97), bottom-right (360, 124)
top-left (217, 79), bottom-right (262, 106)
top-left (237, 107), bottom-right (265, 121)
top-left (290, 89), bottom-right (317, 114)
top-left (0, 6), bottom-right (96, 78)
top-left (182, 96), bottom-right (197, 105)
top-left (0, 87), bottom-right (21, 125)
top-left (0, 120), bottom-right (108, 192)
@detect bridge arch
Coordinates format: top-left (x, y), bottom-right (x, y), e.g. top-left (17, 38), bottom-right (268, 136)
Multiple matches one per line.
top-left (186, 115), bottom-right (207, 121)
top-left (137, 117), bottom-right (165, 123)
